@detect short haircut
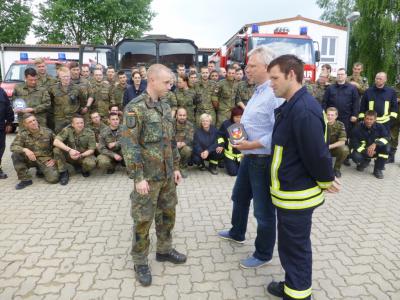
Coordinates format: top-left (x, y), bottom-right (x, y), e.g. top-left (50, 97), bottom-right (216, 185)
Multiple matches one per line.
top-left (176, 107), bottom-right (187, 115)
top-left (321, 64), bottom-right (332, 72)
top-left (353, 62), bottom-right (363, 68)
top-left (200, 113), bottom-right (212, 122)
top-left (58, 66), bottom-right (70, 74)
top-left (108, 112), bottom-right (119, 118)
top-left (34, 57), bottom-right (45, 65)
top-left (248, 45), bottom-right (276, 66)
top-left (227, 66), bottom-right (236, 72)
top-left (177, 64), bottom-right (185, 69)
top-left (117, 70), bottom-right (125, 76)
top-left (268, 54), bottom-right (304, 84)
top-left (69, 62), bottom-right (79, 69)
top-left (109, 104), bottom-right (119, 110)
top-left (139, 66), bottom-right (146, 71)
top-left (200, 66), bottom-right (208, 72)
top-left (131, 71), bottom-right (141, 78)
top-left (25, 67), bottom-right (37, 77)
top-left (326, 107), bottom-right (338, 114)
top-left (90, 111), bottom-right (100, 117)
top-left (71, 114), bottom-right (84, 122)
top-left (208, 61), bottom-right (216, 65)
top-left (22, 113), bottom-right (36, 122)
top-left (365, 110), bottom-right (377, 118)
top-left (188, 71), bottom-right (197, 77)
top-left (337, 68), bottom-right (346, 73)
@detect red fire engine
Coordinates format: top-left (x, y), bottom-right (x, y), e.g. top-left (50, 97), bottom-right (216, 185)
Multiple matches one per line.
top-left (210, 25), bottom-right (320, 82)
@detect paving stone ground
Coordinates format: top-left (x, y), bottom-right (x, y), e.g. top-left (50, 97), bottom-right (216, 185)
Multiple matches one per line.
top-left (0, 134), bottom-right (399, 300)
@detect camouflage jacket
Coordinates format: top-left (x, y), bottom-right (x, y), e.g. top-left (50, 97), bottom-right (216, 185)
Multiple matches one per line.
top-left (216, 79), bottom-right (238, 112)
top-left (88, 122), bottom-right (108, 143)
top-left (164, 91), bottom-right (177, 111)
top-left (91, 81), bottom-right (112, 117)
top-left (37, 74), bottom-right (57, 90)
top-left (49, 83), bottom-right (86, 120)
top-left (110, 83), bottom-right (127, 109)
top-left (193, 80), bottom-right (218, 112)
top-left (10, 126), bottom-right (55, 162)
top-left (99, 125), bottom-right (122, 158)
top-left (120, 92), bottom-right (180, 182)
top-left (175, 88), bottom-right (195, 121)
top-left (174, 121), bottom-right (194, 148)
top-left (55, 126), bottom-right (96, 153)
top-left (310, 82), bottom-right (327, 105)
top-left (347, 75), bottom-right (369, 95)
top-left (71, 77), bottom-right (91, 100)
top-left (327, 120), bottom-right (347, 145)
top-left (235, 80), bottom-right (255, 106)
top-left (12, 83), bottom-right (51, 120)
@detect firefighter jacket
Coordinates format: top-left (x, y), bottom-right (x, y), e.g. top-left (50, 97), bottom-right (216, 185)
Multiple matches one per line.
top-left (270, 87), bottom-right (334, 211)
top-left (350, 122), bottom-right (390, 154)
top-left (323, 82), bottom-right (359, 122)
top-left (359, 85), bottom-right (398, 125)
top-left (217, 119), bottom-right (241, 162)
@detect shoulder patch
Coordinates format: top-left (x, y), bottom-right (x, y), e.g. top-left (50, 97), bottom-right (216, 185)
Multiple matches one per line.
top-left (126, 111), bottom-right (137, 128)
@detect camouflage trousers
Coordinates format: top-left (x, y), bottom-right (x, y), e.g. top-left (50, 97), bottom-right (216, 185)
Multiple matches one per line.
top-left (178, 146), bottom-right (192, 168)
top-left (97, 154), bottom-right (123, 171)
top-left (390, 116), bottom-right (400, 151)
top-left (130, 177), bottom-right (178, 265)
top-left (330, 145), bottom-right (350, 170)
top-left (53, 148), bottom-right (97, 173)
top-left (196, 109), bottom-right (216, 127)
top-left (11, 152), bottom-right (59, 183)
top-left (216, 109), bottom-right (232, 128)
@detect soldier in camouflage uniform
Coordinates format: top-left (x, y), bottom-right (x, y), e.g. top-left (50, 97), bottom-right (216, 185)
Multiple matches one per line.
top-left (326, 107), bottom-right (349, 178)
top-left (53, 114), bottom-right (97, 183)
top-left (321, 64), bottom-right (336, 85)
top-left (70, 62), bottom-right (92, 123)
top-left (97, 113), bottom-right (124, 173)
top-left (309, 71), bottom-right (329, 105)
top-left (347, 62), bottom-right (369, 96)
top-left (89, 69), bottom-right (113, 121)
top-left (120, 64), bottom-right (186, 287)
top-left (215, 67), bottom-right (238, 127)
top-left (12, 68), bottom-right (51, 127)
top-left (193, 66), bottom-right (218, 127)
top-left (110, 71), bottom-right (128, 110)
top-left (175, 76), bottom-right (195, 123)
top-left (10, 114), bottom-right (59, 189)
top-left (235, 76), bottom-right (255, 109)
top-left (389, 80), bottom-right (400, 162)
top-left (88, 111), bottom-right (108, 151)
top-left (175, 108), bottom-right (194, 178)
top-left (48, 67), bottom-right (88, 133)
top-left (106, 66), bottom-right (116, 86)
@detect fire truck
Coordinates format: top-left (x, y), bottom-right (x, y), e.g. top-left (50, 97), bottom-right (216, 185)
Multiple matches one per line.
top-left (210, 24), bottom-right (320, 82)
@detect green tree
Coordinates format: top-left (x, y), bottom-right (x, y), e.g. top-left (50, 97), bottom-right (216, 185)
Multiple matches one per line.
top-left (0, 0), bottom-right (33, 43)
top-left (34, 0), bottom-right (154, 45)
top-left (316, 0), bottom-right (355, 26)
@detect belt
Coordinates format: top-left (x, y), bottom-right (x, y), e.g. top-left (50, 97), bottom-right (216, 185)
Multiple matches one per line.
top-left (244, 154), bottom-right (270, 158)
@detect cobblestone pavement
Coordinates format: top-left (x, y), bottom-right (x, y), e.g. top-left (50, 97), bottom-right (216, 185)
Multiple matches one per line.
top-left (0, 134), bottom-right (399, 300)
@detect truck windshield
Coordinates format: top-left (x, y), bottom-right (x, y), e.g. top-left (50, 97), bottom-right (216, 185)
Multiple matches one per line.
top-left (159, 42), bottom-right (196, 70)
top-left (250, 36), bottom-right (314, 64)
top-left (4, 64), bottom-right (57, 82)
top-left (117, 41), bottom-right (156, 69)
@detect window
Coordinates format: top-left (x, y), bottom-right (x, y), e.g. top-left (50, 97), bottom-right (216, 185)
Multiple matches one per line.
top-left (320, 36), bottom-right (337, 63)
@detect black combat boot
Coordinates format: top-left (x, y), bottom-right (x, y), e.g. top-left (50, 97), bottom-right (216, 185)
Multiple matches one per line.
top-left (208, 164), bottom-right (218, 175)
top-left (373, 168), bottom-right (384, 179)
top-left (387, 150), bottom-right (396, 163)
top-left (156, 249), bottom-right (187, 264)
top-left (0, 168), bottom-right (7, 179)
top-left (267, 281), bottom-right (284, 297)
top-left (36, 168), bottom-right (44, 178)
top-left (15, 180), bottom-right (33, 190)
top-left (134, 265), bottom-right (152, 286)
top-left (82, 171), bottom-right (90, 177)
top-left (59, 171), bottom-right (69, 185)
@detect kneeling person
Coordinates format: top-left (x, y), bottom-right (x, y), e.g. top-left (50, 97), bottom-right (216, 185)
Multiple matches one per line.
top-left (10, 114), bottom-right (59, 189)
top-left (351, 110), bottom-right (390, 179)
top-left (53, 114), bottom-right (97, 183)
top-left (175, 108), bottom-right (194, 178)
top-left (326, 107), bottom-right (349, 178)
top-left (97, 113), bottom-right (124, 174)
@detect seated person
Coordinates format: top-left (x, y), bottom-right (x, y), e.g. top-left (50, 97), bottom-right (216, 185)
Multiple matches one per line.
top-left (175, 108), bottom-right (194, 178)
top-left (350, 110), bottom-right (390, 179)
top-left (97, 112), bottom-right (124, 174)
top-left (10, 113), bottom-right (59, 189)
top-left (326, 107), bottom-right (349, 178)
top-left (53, 114), bottom-right (97, 183)
top-left (88, 111), bottom-right (107, 150)
top-left (216, 107), bottom-right (243, 176)
top-left (192, 113), bottom-right (222, 175)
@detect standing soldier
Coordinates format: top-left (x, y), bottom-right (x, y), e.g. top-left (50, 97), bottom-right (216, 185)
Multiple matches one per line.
top-left (235, 74), bottom-right (255, 110)
top-left (70, 62), bottom-right (92, 123)
top-left (309, 71), bottom-right (329, 105)
top-left (267, 55), bottom-right (339, 300)
top-left (10, 114), bottom-right (59, 189)
top-left (193, 66), bottom-right (218, 126)
top-left (34, 58), bottom-right (57, 89)
top-left (120, 64), bottom-right (186, 287)
top-left (215, 67), bottom-right (238, 127)
top-left (111, 71), bottom-right (128, 111)
top-left (53, 114), bottom-right (97, 183)
top-left (0, 87), bottom-right (14, 179)
top-left (106, 66), bottom-right (116, 86)
top-left (139, 66), bottom-right (147, 81)
top-left (175, 75), bottom-right (195, 123)
top-left (48, 67), bottom-right (88, 133)
top-left (12, 68), bottom-right (51, 127)
top-left (175, 108), bottom-right (194, 178)
top-left (90, 69), bottom-right (112, 121)
top-left (80, 65), bottom-right (91, 80)
top-left (389, 79), bottom-right (400, 162)
top-left (347, 62), bottom-right (369, 96)
top-left (321, 63), bottom-right (336, 85)
top-left (97, 112), bottom-right (124, 174)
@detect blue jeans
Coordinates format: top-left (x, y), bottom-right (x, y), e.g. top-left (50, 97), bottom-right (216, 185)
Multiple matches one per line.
top-left (229, 155), bottom-right (276, 261)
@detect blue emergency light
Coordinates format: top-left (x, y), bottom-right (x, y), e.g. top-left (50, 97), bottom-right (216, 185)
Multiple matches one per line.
top-left (58, 52), bottom-right (66, 60)
top-left (300, 27), bottom-right (308, 35)
top-left (251, 24), bottom-right (259, 34)
top-left (20, 53), bottom-right (28, 61)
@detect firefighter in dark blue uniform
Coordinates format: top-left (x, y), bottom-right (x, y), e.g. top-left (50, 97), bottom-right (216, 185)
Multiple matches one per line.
top-left (266, 55), bottom-right (340, 300)
top-left (351, 110), bottom-right (390, 179)
top-left (0, 87), bottom-right (15, 179)
top-left (359, 72), bottom-right (398, 133)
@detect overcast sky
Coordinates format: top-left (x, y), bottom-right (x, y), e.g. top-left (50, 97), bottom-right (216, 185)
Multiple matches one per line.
top-left (27, 0), bottom-right (323, 47)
